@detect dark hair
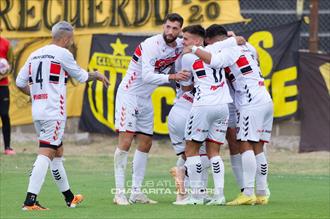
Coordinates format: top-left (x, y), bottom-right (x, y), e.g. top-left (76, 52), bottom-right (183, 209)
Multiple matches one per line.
top-left (164, 13), bottom-right (184, 27)
top-left (182, 25), bottom-right (205, 38)
top-left (205, 24), bottom-right (227, 39)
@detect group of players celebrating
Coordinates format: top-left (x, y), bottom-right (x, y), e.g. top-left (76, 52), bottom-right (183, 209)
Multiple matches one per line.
top-left (15, 12), bottom-right (272, 210)
top-left (113, 13), bottom-right (273, 206)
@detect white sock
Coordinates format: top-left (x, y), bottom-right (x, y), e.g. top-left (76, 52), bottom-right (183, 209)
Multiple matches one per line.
top-left (132, 150), bottom-right (148, 193)
top-left (27, 154), bottom-right (51, 195)
top-left (256, 152), bottom-right (268, 196)
top-left (185, 156), bottom-right (203, 199)
top-left (230, 154), bottom-right (243, 190)
top-left (200, 155), bottom-right (210, 189)
top-left (210, 156), bottom-right (225, 198)
top-left (114, 148), bottom-right (128, 193)
top-left (176, 155), bottom-right (185, 167)
top-left (241, 150), bottom-right (256, 196)
top-left (50, 157), bottom-right (70, 192)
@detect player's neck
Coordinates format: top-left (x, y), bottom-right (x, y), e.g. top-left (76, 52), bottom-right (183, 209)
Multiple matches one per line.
top-left (166, 41), bottom-right (177, 48)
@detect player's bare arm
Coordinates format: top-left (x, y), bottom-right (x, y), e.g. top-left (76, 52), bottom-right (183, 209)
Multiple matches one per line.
top-left (87, 71), bottom-right (110, 88)
top-left (168, 70), bottom-right (190, 81)
top-left (17, 85), bottom-right (30, 96)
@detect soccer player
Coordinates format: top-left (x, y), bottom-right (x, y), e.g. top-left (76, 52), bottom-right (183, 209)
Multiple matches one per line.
top-left (191, 25), bottom-right (273, 205)
top-left (113, 13), bottom-right (190, 205)
top-left (168, 31), bottom-right (244, 204)
top-left (205, 26), bottom-right (245, 194)
top-left (168, 81), bottom-right (210, 203)
top-left (175, 24), bottom-right (238, 205)
top-left (16, 21), bottom-right (109, 210)
top-left (0, 34), bottom-right (15, 155)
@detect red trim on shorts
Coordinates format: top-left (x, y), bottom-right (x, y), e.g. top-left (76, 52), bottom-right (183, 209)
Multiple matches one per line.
top-left (39, 140), bottom-right (51, 145)
top-left (199, 154), bottom-right (207, 156)
top-left (205, 138), bottom-right (223, 145)
top-left (117, 129), bottom-right (136, 134)
top-left (260, 140), bottom-right (269, 143)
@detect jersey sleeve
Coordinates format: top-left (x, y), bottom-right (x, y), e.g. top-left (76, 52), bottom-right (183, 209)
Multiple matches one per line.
top-left (16, 59), bottom-right (30, 88)
top-left (140, 41), bottom-right (169, 84)
top-left (180, 54), bottom-right (194, 86)
top-left (246, 42), bottom-right (259, 61)
top-left (61, 49), bottom-right (88, 83)
top-left (205, 37), bottom-right (237, 53)
top-left (210, 47), bottom-right (241, 68)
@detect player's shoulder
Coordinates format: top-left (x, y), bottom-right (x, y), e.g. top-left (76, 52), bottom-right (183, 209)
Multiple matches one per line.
top-left (182, 53), bottom-right (198, 62)
top-left (143, 34), bottom-right (163, 46)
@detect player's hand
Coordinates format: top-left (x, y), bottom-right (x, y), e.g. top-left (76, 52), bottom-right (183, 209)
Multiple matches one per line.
top-left (227, 31), bottom-right (236, 37)
top-left (173, 70), bottom-right (190, 81)
top-left (95, 71), bottom-right (110, 88)
top-left (235, 36), bottom-right (246, 45)
top-left (183, 45), bottom-right (193, 54)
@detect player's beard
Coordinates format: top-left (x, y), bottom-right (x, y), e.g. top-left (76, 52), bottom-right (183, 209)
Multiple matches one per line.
top-left (163, 33), bottom-right (177, 44)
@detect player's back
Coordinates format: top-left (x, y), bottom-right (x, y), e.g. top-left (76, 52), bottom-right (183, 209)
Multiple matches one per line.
top-left (182, 53), bottom-right (232, 107)
top-left (17, 44), bottom-right (88, 121)
top-left (224, 44), bottom-right (271, 108)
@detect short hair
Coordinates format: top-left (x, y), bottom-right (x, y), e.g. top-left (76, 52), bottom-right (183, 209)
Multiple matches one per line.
top-left (51, 21), bottom-right (74, 40)
top-left (164, 13), bottom-right (184, 27)
top-left (182, 25), bottom-right (205, 38)
top-left (205, 24), bottom-right (227, 39)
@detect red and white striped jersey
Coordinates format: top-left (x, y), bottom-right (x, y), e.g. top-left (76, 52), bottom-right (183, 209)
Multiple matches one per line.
top-left (118, 34), bottom-right (183, 97)
top-left (16, 44), bottom-right (88, 121)
top-left (181, 49), bottom-right (233, 107)
top-left (210, 43), bottom-right (272, 108)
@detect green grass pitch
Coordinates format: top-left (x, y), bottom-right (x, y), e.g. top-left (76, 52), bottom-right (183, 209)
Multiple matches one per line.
top-left (1, 148), bottom-right (329, 219)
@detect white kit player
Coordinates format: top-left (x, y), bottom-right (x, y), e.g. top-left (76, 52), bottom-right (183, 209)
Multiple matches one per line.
top-left (174, 25), bottom-right (238, 205)
top-left (168, 80), bottom-right (210, 203)
top-left (113, 13), bottom-right (190, 205)
top-left (204, 26), bottom-right (245, 194)
top-left (16, 21), bottom-right (109, 210)
top-left (192, 25), bottom-right (273, 206)
top-left (168, 31), bottom-right (244, 204)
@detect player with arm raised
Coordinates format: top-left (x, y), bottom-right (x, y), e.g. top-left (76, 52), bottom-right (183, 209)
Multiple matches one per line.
top-left (16, 21), bottom-right (109, 210)
top-left (175, 25), bottom-right (236, 205)
top-left (191, 25), bottom-right (273, 206)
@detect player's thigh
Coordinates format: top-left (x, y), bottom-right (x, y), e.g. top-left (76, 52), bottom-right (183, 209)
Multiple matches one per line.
top-left (184, 106), bottom-right (209, 142)
top-left (260, 102), bottom-right (274, 143)
top-left (115, 92), bottom-right (138, 133)
top-left (236, 106), bottom-right (260, 142)
top-left (0, 86), bottom-right (9, 115)
top-left (227, 102), bottom-right (236, 129)
top-left (136, 97), bottom-right (154, 136)
top-left (35, 120), bottom-right (65, 155)
top-left (207, 104), bottom-right (229, 145)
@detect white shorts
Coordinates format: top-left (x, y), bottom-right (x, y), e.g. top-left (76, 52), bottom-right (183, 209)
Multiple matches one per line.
top-left (34, 120), bottom-right (65, 148)
top-left (236, 102), bottom-right (274, 142)
top-left (168, 94), bottom-right (206, 155)
top-left (185, 104), bottom-right (229, 144)
top-left (228, 102), bottom-right (237, 128)
top-left (115, 91), bottom-right (153, 135)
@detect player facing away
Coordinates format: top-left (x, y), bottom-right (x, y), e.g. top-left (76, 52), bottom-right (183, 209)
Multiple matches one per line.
top-left (16, 21), bottom-right (109, 210)
top-left (168, 80), bottom-right (210, 203)
top-left (192, 25), bottom-right (273, 205)
top-left (205, 25), bottom-right (271, 200)
top-left (168, 32), bottom-right (244, 204)
top-left (175, 25), bottom-right (236, 205)
top-left (113, 13), bottom-right (190, 205)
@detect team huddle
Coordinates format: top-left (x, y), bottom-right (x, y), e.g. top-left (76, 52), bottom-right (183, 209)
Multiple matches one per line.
top-left (113, 13), bottom-right (273, 206)
top-left (15, 13), bottom-right (273, 210)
